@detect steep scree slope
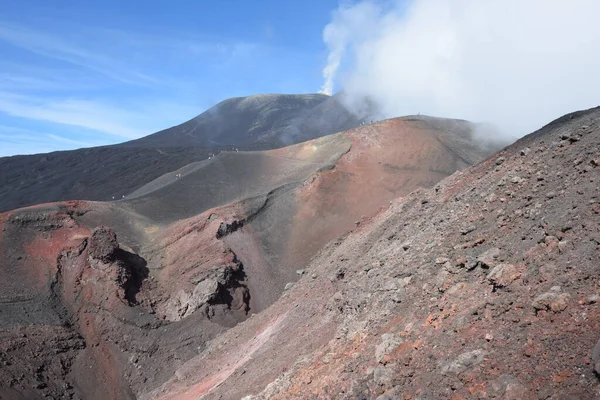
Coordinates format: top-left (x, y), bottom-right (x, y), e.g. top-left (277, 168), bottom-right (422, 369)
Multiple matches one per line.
top-left (146, 108), bottom-right (600, 400)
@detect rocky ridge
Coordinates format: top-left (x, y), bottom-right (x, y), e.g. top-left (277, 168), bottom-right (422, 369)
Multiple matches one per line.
top-left (147, 108), bottom-right (600, 399)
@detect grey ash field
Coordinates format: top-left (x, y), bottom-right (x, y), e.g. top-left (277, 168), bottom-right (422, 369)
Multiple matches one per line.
top-left (0, 96), bottom-right (598, 399)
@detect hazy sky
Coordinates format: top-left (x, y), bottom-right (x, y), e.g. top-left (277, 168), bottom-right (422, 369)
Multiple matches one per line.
top-left (0, 0), bottom-right (339, 156)
top-left (2, 0), bottom-right (599, 157)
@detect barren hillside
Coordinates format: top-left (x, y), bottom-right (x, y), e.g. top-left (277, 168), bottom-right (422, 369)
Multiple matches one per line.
top-left (146, 108), bottom-right (600, 400)
top-left (0, 116), bottom-right (496, 399)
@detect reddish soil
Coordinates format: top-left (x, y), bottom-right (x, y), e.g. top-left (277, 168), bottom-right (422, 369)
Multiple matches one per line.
top-left (286, 118), bottom-right (480, 275)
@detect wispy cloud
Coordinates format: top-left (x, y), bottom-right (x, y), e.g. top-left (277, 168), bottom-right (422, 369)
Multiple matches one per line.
top-left (0, 21), bottom-right (253, 147)
top-left (0, 21), bottom-right (159, 85)
top-left (0, 125), bottom-right (39, 141)
top-left (0, 92), bottom-right (150, 138)
top-left (0, 16), bottom-right (316, 157)
top-left (0, 70), bottom-right (96, 92)
top-left (45, 133), bottom-right (99, 147)
top-left (0, 125), bottom-right (104, 156)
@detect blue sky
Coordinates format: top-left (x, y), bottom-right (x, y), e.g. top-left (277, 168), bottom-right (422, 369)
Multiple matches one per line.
top-left (0, 0), bottom-right (343, 156)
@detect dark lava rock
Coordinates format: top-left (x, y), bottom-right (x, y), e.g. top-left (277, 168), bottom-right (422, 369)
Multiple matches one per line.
top-left (593, 339), bottom-right (600, 376)
top-left (216, 220), bottom-right (244, 239)
top-left (88, 226), bottom-right (119, 262)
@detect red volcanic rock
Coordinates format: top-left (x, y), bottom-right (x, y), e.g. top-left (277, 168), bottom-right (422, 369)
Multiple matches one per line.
top-left (532, 286), bottom-right (571, 313)
top-left (487, 263), bottom-right (521, 289)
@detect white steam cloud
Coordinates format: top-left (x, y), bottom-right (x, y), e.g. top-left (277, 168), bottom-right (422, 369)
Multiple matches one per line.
top-left (321, 0), bottom-right (600, 136)
top-left (319, 2), bottom-right (381, 96)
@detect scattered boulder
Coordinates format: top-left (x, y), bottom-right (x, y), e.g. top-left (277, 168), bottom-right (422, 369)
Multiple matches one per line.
top-left (460, 225), bottom-right (476, 235)
top-left (593, 340), bottom-right (600, 376)
top-left (583, 294), bottom-right (600, 304)
top-left (536, 386), bottom-right (554, 400)
top-left (397, 275), bottom-right (413, 288)
top-left (376, 386), bottom-right (403, 400)
top-left (488, 374), bottom-right (530, 399)
top-left (375, 334), bottom-right (403, 364)
top-left (441, 349), bottom-right (487, 375)
top-left (458, 255), bottom-right (479, 271)
top-left (532, 286), bottom-right (570, 313)
top-left (487, 263), bottom-right (521, 289)
top-left (373, 365), bottom-right (396, 387)
top-left (476, 247), bottom-right (501, 269)
top-left (331, 268), bottom-right (346, 281)
top-left (560, 132), bottom-right (581, 142)
top-left (435, 257), bottom-right (450, 265)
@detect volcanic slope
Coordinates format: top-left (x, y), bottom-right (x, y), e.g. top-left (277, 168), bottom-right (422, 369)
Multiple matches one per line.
top-left (0, 93), bottom-right (360, 213)
top-left (121, 116), bottom-right (497, 310)
top-left (0, 116), bottom-right (496, 399)
top-left (147, 107), bottom-right (600, 400)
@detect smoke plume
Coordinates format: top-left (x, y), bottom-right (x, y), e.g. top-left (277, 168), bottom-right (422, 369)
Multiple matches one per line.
top-left (321, 0), bottom-right (600, 137)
